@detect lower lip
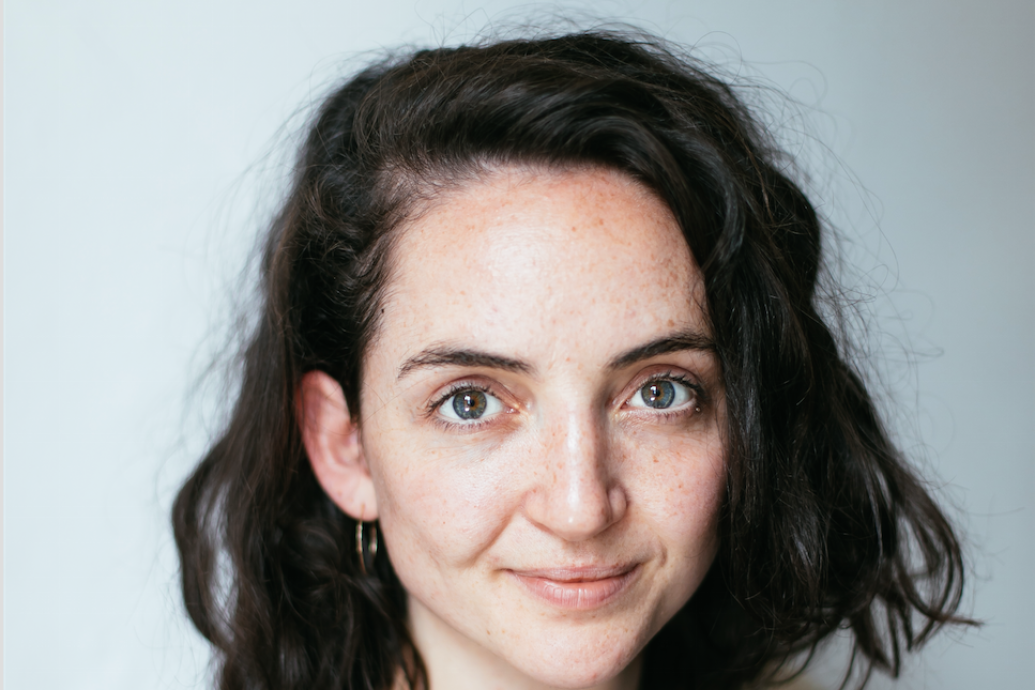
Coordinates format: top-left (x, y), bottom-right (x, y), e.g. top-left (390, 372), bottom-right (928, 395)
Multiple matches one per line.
top-left (509, 566), bottom-right (639, 610)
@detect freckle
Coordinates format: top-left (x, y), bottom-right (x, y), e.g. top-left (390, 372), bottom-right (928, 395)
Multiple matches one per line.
top-left (653, 458), bottom-right (658, 463)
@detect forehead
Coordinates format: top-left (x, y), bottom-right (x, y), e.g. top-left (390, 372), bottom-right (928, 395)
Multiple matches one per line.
top-left (373, 167), bottom-right (706, 371)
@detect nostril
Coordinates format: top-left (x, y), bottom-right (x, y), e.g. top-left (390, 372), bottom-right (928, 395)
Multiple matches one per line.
top-left (519, 412), bottom-right (624, 541)
top-left (526, 465), bottom-right (624, 542)
top-left (608, 485), bottom-right (628, 525)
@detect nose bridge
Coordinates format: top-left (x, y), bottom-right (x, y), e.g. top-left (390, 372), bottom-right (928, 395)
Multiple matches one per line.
top-left (525, 400), bottom-right (626, 541)
top-left (561, 409), bottom-right (601, 511)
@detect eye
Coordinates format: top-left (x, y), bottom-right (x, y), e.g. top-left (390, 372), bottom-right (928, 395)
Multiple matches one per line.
top-left (438, 387), bottom-right (505, 422)
top-left (628, 379), bottom-right (694, 410)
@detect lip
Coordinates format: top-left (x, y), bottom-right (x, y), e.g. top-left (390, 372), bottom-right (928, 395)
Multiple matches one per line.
top-left (507, 564), bottom-right (640, 610)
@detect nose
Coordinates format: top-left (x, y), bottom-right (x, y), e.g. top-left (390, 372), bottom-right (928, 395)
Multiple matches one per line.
top-left (523, 409), bottom-right (627, 542)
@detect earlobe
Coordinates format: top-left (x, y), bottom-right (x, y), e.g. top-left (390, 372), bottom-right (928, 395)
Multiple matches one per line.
top-left (298, 370), bottom-right (378, 521)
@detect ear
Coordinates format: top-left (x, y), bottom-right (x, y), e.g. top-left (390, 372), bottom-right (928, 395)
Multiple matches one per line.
top-left (298, 370), bottom-right (378, 521)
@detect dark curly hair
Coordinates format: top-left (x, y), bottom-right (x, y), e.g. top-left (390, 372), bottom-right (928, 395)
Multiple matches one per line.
top-left (173, 29), bottom-right (971, 690)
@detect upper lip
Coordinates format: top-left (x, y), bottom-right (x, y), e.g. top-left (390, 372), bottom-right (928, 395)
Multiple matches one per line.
top-left (506, 564), bottom-right (637, 582)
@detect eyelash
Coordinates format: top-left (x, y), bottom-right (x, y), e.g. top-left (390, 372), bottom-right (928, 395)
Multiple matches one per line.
top-left (625, 372), bottom-right (704, 420)
top-left (426, 381), bottom-right (503, 431)
top-left (425, 371), bottom-right (705, 431)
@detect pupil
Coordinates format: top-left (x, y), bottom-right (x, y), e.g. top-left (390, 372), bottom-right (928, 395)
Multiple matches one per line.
top-left (643, 381), bottom-right (675, 409)
top-left (453, 390), bottom-right (487, 419)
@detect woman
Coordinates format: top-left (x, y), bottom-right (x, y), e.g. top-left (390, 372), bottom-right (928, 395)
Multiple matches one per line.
top-left (173, 30), bottom-right (970, 690)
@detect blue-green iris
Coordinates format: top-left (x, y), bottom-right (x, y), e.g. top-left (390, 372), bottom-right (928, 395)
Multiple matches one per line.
top-left (453, 390), bottom-right (488, 419)
top-left (641, 381), bottom-right (675, 409)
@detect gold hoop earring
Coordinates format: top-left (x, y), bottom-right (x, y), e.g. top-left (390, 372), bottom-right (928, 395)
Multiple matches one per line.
top-left (355, 519), bottom-right (379, 575)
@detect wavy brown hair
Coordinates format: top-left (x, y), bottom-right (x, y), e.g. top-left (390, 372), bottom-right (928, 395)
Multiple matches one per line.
top-left (173, 29), bottom-right (972, 690)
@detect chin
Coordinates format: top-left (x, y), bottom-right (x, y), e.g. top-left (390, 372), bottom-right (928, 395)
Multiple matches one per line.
top-left (502, 628), bottom-right (645, 689)
top-left (520, 659), bottom-right (636, 689)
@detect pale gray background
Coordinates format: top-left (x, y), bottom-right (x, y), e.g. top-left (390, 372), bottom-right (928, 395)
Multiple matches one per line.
top-left (5, 1), bottom-right (1033, 688)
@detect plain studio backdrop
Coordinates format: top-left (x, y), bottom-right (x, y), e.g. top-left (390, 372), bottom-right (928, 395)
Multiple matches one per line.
top-left (5, 1), bottom-right (1033, 688)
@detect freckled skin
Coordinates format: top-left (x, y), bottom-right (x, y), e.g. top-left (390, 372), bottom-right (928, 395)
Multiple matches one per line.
top-left (359, 167), bottom-right (727, 690)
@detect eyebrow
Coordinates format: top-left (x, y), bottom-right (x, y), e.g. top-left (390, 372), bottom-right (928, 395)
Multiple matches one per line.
top-left (396, 329), bottom-right (714, 381)
top-left (398, 348), bottom-right (534, 381)
top-left (605, 329), bottom-right (716, 371)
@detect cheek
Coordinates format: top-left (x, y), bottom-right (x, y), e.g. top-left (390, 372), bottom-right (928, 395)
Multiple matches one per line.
top-left (366, 427), bottom-right (518, 577)
top-left (619, 434), bottom-right (726, 628)
top-left (621, 429), bottom-right (726, 554)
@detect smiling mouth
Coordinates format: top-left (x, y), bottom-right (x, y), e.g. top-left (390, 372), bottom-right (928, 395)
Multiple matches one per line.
top-left (507, 564), bottom-right (640, 610)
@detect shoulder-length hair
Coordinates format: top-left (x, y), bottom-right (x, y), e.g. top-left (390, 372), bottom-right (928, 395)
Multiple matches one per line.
top-left (173, 30), bottom-right (970, 690)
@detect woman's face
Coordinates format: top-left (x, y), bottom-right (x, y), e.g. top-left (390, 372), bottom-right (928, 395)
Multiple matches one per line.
top-left (359, 167), bottom-right (726, 689)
